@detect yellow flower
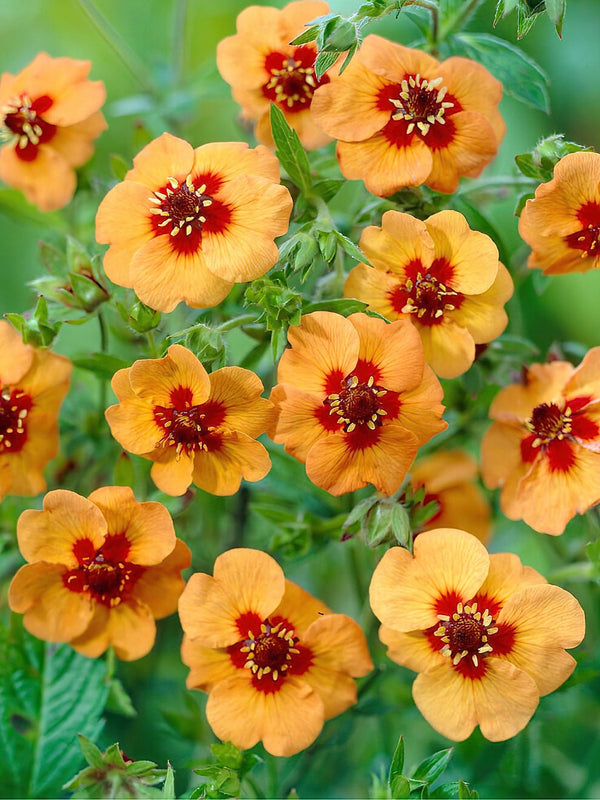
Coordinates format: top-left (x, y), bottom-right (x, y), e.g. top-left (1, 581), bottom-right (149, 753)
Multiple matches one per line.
top-left (96, 133), bottom-right (292, 312)
top-left (179, 548), bottom-right (373, 756)
top-left (0, 321), bottom-right (71, 501)
top-left (9, 487), bottom-right (191, 661)
top-left (344, 210), bottom-right (513, 378)
top-left (519, 152), bottom-right (600, 274)
top-left (370, 529), bottom-right (585, 741)
top-left (0, 53), bottom-right (106, 211)
top-left (311, 36), bottom-right (505, 195)
top-left (106, 344), bottom-right (275, 496)
top-left (481, 351), bottom-right (600, 534)
top-left (268, 311), bottom-right (446, 495)
top-left (217, 1), bottom-right (332, 150)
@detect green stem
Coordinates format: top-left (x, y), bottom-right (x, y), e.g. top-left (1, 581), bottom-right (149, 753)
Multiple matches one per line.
top-left (406, 0), bottom-right (439, 44)
top-left (217, 313), bottom-right (257, 332)
top-left (438, 0), bottom-right (484, 41)
top-left (547, 562), bottom-right (595, 584)
top-left (146, 329), bottom-right (161, 358)
top-left (76, 0), bottom-right (158, 96)
top-left (97, 311), bottom-right (108, 416)
top-left (456, 175), bottom-right (539, 196)
top-left (105, 646), bottom-right (116, 682)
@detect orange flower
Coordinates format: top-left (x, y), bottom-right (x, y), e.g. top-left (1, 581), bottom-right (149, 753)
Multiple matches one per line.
top-left (0, 53), bottom-right (106, 211)
top-left (409, 450), bottom-right (491, 543)
top-left (311, 35), bottom-right (505, 195)
top-left (344, 210), bottom-right (513, 378)
top-left (179, 547), bottom-right (373, 756)
top-left (0, 320), bottom-right (71, 501)
top-left (369, 529), bottom-right (585, 741)
top-left (519, 152), bottom-right (600, 274)
top-left (106, 344), bottom-right (274, 497)
top-left (95, 132), bottom-right (293, 312)
top-left (8, 486), bottom-right (191, 661)
top-left (216, 1), bottom-right (332, 150)
top-left (268, 311), bottom-right (446, 495)
top-left (481, 351), bottom-right (600, 535)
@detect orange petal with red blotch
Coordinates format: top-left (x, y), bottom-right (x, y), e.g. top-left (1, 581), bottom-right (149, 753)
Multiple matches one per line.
top-left (379, 625), bottom-right (443, 674)
top-left (208, 366), bottom-right (273, 438)
top-left (370, 530), bottom-right (489, 632)
top-left (268, 383), bottom-right (332, 463)
top-left (128, 344), bottom-right (210, 407)
top-left (0, 145), bottom-right (76, 212)
top-left (181, 635), bottom-right (238, 691)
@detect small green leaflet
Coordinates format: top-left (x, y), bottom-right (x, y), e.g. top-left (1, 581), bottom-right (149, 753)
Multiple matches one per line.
top-left (269, 104), bottom-right (312, 193)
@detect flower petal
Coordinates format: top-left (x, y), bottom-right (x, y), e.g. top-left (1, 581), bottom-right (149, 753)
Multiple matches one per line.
top-left (191, 432), bottom-right (271, 495)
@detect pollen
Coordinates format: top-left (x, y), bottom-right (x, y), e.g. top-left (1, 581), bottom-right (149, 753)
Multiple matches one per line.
top-left (242, 619), bottom-right (300, 682)
top-left (434, 600), bottom-right (498, 669)
top-left (263, 51), bottom-right (319, 112)
top-left (400, 271), bottom-right (460, 325)
top-left (324, 374), bottom-right (388, 433)
top-left (389, 74), bottom-right (454, 136)
top-left (526, 402), bottom-right (573, 448)
top-left (0, 386), bottom-right (32, 454)
top-left (0, 93), bottom-right (54, 151)
top-left (154, 397), bottom-right (218, 460)
top-left (149, 174), bottom-right (213, 238)
top-left (63, 538), bottom-right (142, 607)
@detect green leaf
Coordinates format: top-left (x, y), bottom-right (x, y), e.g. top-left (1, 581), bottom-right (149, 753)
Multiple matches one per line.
top-left (388, 736), bottom-right (406, 793)
top-left (412, 748), bottom-right (454, 784)
top-left (162, 764), bottom-right (175, 799)
top-left (333, 229), bottom-right (369, 265)
top-left (302, 298), bottom-right (368, 316)
top-left (289, 24), bottom-right (320, 45)
top-left (72, 352), bottom-right (131, 380)
top-left (211, 741), bottom-right (243, 770)
top-left (545, 0), bottom-right (566, 36)
top-left (269, 104), bottom-right (312, 193)
top-left (458, 779), bottom-right (478, 799)
top-left (0, 626), bottom-right (109, 798)
top-left (78, 734), bottom-right (106, 769)
top-left (106, 677), bottom-right (137, 717)
top-left (110, 153), bottom-right (130, 181)
top-left (312, 179), bottom-right (344, 202)
top-left (449, 33), bottom-right (549, 112)
top-left (314, 50), bottom-right (340, 81)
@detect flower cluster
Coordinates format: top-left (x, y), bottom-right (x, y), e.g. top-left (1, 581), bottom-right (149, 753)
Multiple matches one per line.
top-left (179, 548), bottom-right (373, 756)
top-left (370, 529), bottom-right (585, 741)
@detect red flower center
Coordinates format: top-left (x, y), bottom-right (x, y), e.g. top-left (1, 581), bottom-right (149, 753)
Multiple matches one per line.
top-left (262, 47), bottom-right (326, 113)
top-left (63, 533), bottom-right (142, 607)
top-left (434, 601), bottom-right (498, 669)
top-left (153, 386), bottom-right (226, 459)
top-left (149, 175), bottom-right (214, 238)
top-left (526, 402), bottom-right (572, 447)
top-left (0, 386), bottom-right (32, 454)
top-left (241, 619), bottom-right (300, 681)
top-left (400, 270), bottom-right (460, 325)
top-left (389, 74), bottom-right (454, 137)
top-left (1, 93), bottom-right (56, 161)
top-left (324, 374), bottom-right (388, 433)
top-left (563, 201), bottom-right (600, 258)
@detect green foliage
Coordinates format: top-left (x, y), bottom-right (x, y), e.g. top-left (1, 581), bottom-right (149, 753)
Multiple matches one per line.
top-left (494, 0), bottom-right (567, 38)
top-left (191, 742), bottom-right (261, 799)
top-left (383, 737), bottom-right (477, 799)
top-left (0, 623), bottom-right (109, 798)
top-left (270, 104), bottom-right (312, 194)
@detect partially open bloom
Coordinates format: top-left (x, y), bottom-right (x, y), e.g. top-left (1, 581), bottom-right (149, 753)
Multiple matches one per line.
top-left (0, 53), bottom-right (106, 211)
top-left (0, 321), bottom-right (72, 501)
top-left (344, 210), bottom-right (513, 378)
top-left (409, 450), bottom-right (491, 543)
top-left (106, 344), bottom-right (274, 496)
top-left (370, 529), bottom-right (585, 741)
top-left (481, 351), bottom-right (600, 535)
top-left (179, 548), bottom-right (372, 756)
top-left (8, 486), bottom-right (191, 660)
top-left (268, 311), bottom-right (446, 495)
top-left (311, 35), bottom-right (504, 195)
top-left (95, 132), bottom-right (292, 312)
top-left (519, 152), bottom-right (600, 274)
top-left (217, 1), bottom-right (332, 150)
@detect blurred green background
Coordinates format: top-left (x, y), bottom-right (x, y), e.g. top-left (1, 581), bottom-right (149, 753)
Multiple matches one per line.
top-left (2, 1), bottom-right (600, 798)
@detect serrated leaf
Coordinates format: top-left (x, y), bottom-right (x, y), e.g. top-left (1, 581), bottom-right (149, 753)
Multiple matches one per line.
top-left (449, 33), bottom-right (549, 112)
top-left (516, 4), bottom-right (540, 38)
top-left (412, 748), bottom-right (454, 784)
top-left (270, 104), bottom-right (312, 193)
top-left (333, 229), bottom-right (370, 264)
top-left (388, 736), bottom-right (406, 796)
top-left (514, 153), bottom-right (548, 180)
top-left (289, 24), bottom-right (320, 45)
top-left (0, 628), bottom-right (109, 798)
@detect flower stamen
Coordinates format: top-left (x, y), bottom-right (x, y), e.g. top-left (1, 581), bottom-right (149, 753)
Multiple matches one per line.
top-left (242, 619), bottom-right (300, 681)
top-left (149, 175), bottom-right (213, 238)
top-left (401, 271), bottom-right (459, 324)
top-left (0, 386), bottom-right (32, 453)
top-left (435, 600), bottom-right (498, 668)
top-left (526, 402), bottom-right (572, 448)
top-left (389, 74), bottom-right (454, 136)
top-left (324, 374), bottom-right (388, 433)
top-left (263, 53), bottom-right (319, 111)
top-left (1, 93), bottom-right (54, 151)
